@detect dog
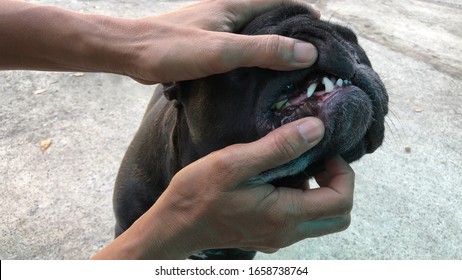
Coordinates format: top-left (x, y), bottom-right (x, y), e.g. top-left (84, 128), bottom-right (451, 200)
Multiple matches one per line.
top-left (113, 4), bottom-right (388, 259)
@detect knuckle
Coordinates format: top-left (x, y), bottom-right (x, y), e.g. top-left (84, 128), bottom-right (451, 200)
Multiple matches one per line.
top-left (336, 196), bottom-right (354, 215)
top-left (271, 133), bottom-right (300, 160)
top-left (265, 35), bottom-right (283, 56)
top-left (337, 215), bottom-right (352, 232)
top-left (210, 149), bottom-right (232, 170)
top-left (199, 32), bottom-right (235, 74)
top-left (264, 35), bottom-right (288, 63)
top-left (208, 148), bottom-right (237, 177)
top-left (207, 144), bottom-right (249, 182)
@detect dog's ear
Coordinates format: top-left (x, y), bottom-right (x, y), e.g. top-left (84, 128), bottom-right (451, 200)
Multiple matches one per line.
top-left (162, 82), bottom-right (178, 101)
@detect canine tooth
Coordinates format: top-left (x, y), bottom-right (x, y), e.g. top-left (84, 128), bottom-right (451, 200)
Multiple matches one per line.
top-left (322, 77), bottom-right (335, 92)
top-left (336, 78), bottom-right (344, 87)
top-left (271, 98), bottom-right (289, 110)
top-left (306, 83), bottom-right (317, 98)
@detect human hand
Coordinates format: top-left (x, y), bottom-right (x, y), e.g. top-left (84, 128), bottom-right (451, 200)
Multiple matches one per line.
top-left (1, 0), bottom-right (318, 84)
top-left (121, 0), bottom-right (320, 84)
top-left (126, 117), bottom-right (354, 259)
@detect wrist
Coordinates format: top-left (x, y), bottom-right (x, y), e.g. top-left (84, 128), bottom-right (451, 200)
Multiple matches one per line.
top-left (129, 205), bottom-right (197, 260)
top-left (93, 199), bottom-right (201, 260)
top-left (83, 15), bottom-right (141, 77)
top-left (88, 15), bottom-right (172, 83)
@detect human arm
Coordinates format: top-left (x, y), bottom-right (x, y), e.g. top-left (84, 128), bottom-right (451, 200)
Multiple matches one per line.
top-left (0, 0), bottom-right (319, 84)
top-left (91, 117), bottom-right (354, 259)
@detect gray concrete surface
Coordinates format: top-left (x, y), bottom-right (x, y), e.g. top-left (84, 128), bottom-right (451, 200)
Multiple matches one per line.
top-left (1, 0), bottom-right (461, 260)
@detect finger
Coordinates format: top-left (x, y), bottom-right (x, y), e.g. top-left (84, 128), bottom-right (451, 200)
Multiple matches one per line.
top-left (212, 117), bottom-right (324, 183)
top-left (323, 156), bottom-right (355, 197)
top-left (214, 33), bottom-right (318, 72)
top-left (296, 215), bottom-right (351, 238)
top-left (290, 157), bottom-right (355, 219)
top-left (314, 156), bottom-right (354, 189)
top-left (314, 170), bottom-right (329, 187)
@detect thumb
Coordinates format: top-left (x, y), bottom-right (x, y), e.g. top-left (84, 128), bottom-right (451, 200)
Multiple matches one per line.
top-left (218, 117), bottom-right (324, 183)
top-left (228, 34), bottom-right (318, 71)
top-left (211, 33), bottom-right (318, 73)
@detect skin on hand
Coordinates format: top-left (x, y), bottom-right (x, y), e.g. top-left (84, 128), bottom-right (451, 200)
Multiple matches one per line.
top-left (162, 118), bottom-right (354, 254)
top-left (126, 0), bottom-right (320, 83)
top-left (92, 118), bottom-right (355, 259)
top-left (0, 0), bottom-right (319, 84)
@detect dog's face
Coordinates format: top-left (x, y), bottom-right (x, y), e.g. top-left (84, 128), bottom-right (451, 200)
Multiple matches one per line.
top-left (167, 5), bottom-right (388, 185)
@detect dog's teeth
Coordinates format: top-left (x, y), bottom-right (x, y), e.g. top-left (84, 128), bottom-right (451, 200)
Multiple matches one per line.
top-left (344, 80), bottom-right (351, 85)
top-left (306, 83), bottom-right (317, 98)
top-left (336, 78), bottom-right (344, 87)
top-left (271, 98), bottom-right (289, 110)
top-left (322, 77), bottom-right (335, 93)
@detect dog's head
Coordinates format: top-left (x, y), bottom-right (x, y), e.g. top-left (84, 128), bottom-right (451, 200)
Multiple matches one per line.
top-left (164, 5), bottom-right (388, 185)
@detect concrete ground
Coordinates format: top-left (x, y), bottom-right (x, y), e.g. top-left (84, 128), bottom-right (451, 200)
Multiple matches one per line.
top-left (1, 0), bottom-right (461, 260)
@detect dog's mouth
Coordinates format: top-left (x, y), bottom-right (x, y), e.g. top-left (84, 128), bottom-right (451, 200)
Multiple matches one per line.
top-left (253, 68), bottom-right (381, 184)
top-left (256, 67), bottom-right (383, 158)
top-left (269, 74), bottom-right (353, 128)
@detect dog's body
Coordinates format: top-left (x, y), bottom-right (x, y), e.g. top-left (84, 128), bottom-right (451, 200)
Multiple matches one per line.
top-left (113, 5), bottom-right (388, 259)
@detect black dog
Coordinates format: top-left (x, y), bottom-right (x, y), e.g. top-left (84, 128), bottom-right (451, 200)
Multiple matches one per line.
top-left (113, 4), bottom-right (388, 259)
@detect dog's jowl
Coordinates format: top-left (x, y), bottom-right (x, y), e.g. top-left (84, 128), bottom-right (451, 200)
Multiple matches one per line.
top-left (113, 4), bottom-right (388, 260)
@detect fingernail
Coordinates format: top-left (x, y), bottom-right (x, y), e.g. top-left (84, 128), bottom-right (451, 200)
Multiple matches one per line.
top-left (296, 118), bottom-right (324, 143)
top-left (311, 8), bottom-right (321, 19)
top-left (294, 42), bottom-right (318, 64)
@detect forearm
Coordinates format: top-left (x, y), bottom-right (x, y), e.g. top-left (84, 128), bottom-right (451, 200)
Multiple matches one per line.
top-left (91, 200), bottom-right (198, 260)
top-left (0, 0), bottom-right (136, 74)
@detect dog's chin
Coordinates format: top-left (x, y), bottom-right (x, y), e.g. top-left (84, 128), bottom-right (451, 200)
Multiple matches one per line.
top-left (249, 81), bottom-right (374, 187)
